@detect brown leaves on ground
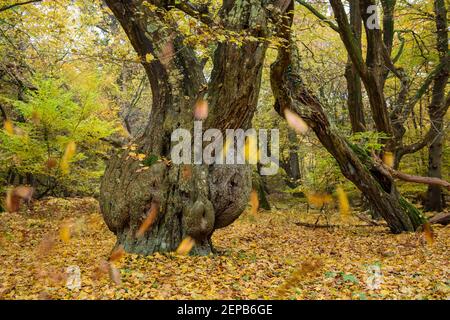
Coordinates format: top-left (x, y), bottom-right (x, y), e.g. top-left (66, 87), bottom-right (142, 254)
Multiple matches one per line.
top-left (0, 198), bottom-right (448, 300)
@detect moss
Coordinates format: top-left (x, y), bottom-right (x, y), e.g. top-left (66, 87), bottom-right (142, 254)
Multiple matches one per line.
top-left (399, 196), bottom-right (427, 229)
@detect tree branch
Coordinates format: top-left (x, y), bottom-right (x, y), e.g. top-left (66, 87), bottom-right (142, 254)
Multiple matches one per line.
top-left (295, 0), bottom-right (339, 32)
top-left (374, 156), bottom-right (450, 190)
top-left (171, 0), bottom-right (214, 26)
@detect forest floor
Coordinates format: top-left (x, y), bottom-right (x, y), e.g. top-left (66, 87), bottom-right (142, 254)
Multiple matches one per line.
top-left (0, 197), bottom-right (448, 300)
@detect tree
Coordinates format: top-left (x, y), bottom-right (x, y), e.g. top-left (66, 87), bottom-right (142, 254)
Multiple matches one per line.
top-left (99, 0), bottom-right (291, 255)
top-left (424, 0), bottom-right (449, 211)
top-left (270, 0), bottom-right (427, 233)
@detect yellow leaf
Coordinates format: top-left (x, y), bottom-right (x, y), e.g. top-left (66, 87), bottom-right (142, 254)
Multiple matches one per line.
top-left (59, 223), bottom-right (71, 243)
top-left (61, 141), bottom-right (76, 174)
top-left (244, 135), bottom-right (258, 164)
top-left (3, 120), bottom-right (14, 135)
top-left (305, 192), bottom-right (333, 208)
top-left (145, 53), bottom-right (154, 63)
top-left (336, 186), bottom-right (350, 219)
top-left (176, 236), bottom-right (195, 255)
top-left (284, 109), bottom-right (308, 134)
top-left (423, 222), bottom-right (434, 246)
top-left (382, 152), bottom-right (394, 168)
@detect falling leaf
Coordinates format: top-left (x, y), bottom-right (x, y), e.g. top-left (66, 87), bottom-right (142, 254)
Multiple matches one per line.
top-left (3, 120), bottom-right (14, 135)
top-left (159, 40), bottom-right (174, 66)
top-left (250, 189), bottom-right (259, 215)
top-left (305, 192), bottom-right (333, 208)
top-left (59, 223), bottom-right (71, 243)
top-left (109, 245), bottom-right (125, 262)
top-left (5, 186), bottom-right (33, 212)
top-left (92, 259), bottom-right (110, 281)
top-left (336, 186), bottom-right (350, 219)
top-left (423, 222), bottom-right (434, 246)
top-left (109, 264), bottom-right (122, 285)
top-left (14, 186), bottom-right (34, 201)
top-left (182, 165), bottom-right (192, 180)
top-left (31, 111), bottom-right (40, 124)
top-left (284, 109), bottom-right (308, 134)
top-left (136, 202), bottom-right (159, 238)
top-left (5, 190), bottom-right (20, 213)
top-left (176, 236), bottom-right (195, 255)
top-left (382, 152), bottom-right (395, 168)
top-left (36, 234), bottom-right (56, 257)
top-left (244, 135), bottom-right (258, 164)
top-left (61, 141), bottom-right (76, 174)
top-left (194, 98), bottom-right (208, 120)
top-left (45, 157), bottom-right (58, 169)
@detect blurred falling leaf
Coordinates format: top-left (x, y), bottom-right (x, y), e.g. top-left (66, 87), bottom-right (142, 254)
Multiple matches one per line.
top-left (194, 98), bottom-right (208, 120)
top-left (3, 120), bottom-right (14, 135)
top-left (92, 259), bottom-right (110, 281)
top-left (284, 109), bottom-right (308, 134)
top-left (182, 165), bottom-right (192, 180)
top-left (336, 186), bottom-right (350, 219)
top-left (109, 264), bottom-right (122, 285)
top-left (244, 136), bottom-right (258, 164)
top-left (176, 236), bottom-right (195, 255)
top-left (159, 40), bottom-right (174, 66)
top-left (59, 223), bottom-right (71, 243)
top-left (250, 190), bottom-right (259, 215)
top-left (136, 202), bottom-right (159, 238)
top-left (61, 141), bottom-right (76, 174)
top-left (45, 157), bottom-right (58, 169)
top-left (36, 234), bottom-right (56, 257)
top-left (423, 222), bottom-right (434, 246)
top-left (109, 245), bottom-right (125, 262)
top-left (5, 186), bottom-right (33, 212)
top-left (382, 152), bottom-right (394, 168)
top-left (31, 111), bottom-right (40, 124)
top-left (305, 192), bottom-right (333, 208)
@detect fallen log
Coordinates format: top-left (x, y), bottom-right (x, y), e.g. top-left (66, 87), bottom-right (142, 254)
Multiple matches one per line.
top-left (428, 212), bottom-right (450, 226)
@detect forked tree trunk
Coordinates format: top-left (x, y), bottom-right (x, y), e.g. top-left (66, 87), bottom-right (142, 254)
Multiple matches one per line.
top-left (99, 0), bottom-right (285, 255)
top-left (270, 6), bottom-right (424, 233)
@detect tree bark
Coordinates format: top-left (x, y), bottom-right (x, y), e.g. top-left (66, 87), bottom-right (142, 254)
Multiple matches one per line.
top-left (99, 0), bottom-right (285, 255)
top-left (344, 0), bottom-right (365, 133)
top-left (425, 0), bottom-right (449, 212)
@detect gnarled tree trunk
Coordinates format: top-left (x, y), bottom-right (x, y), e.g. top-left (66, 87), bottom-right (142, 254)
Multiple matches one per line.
top-left (99, 0), bottom-right (286, 255)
